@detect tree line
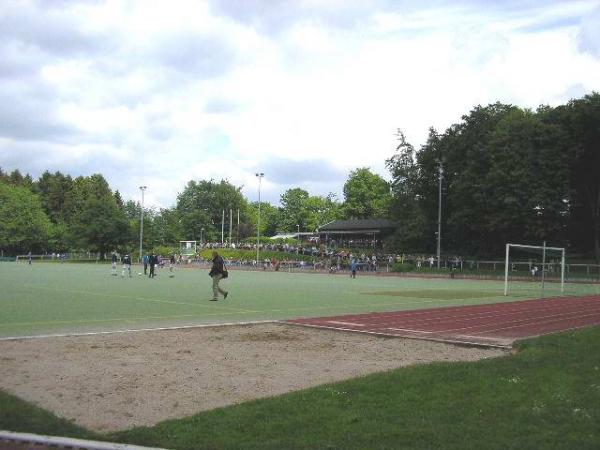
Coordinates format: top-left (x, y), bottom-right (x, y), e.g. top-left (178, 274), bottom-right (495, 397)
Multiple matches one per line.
top-left (386, 92), bottom-right (599, 260)
top-left (1, 92), bottom-right (598, 260)
top-left (0, 166), bottom-right (389, 257)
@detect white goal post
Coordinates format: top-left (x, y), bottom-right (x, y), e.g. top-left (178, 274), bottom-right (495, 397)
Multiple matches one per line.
top-left (504, 242), bottom-right (565, 296)
top-left (179, 241), bottom-right (197, 256)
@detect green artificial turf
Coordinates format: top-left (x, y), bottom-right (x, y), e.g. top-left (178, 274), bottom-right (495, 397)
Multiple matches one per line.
top-left (1, 262), bottom-right (598, 338)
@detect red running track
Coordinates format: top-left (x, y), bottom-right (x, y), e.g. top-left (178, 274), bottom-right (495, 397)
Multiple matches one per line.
top-left (287, 295), bottom-right (600, 348)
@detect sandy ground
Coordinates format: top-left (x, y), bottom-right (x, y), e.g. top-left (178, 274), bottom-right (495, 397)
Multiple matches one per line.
top-left (0, 322), bottom-right (507, 433)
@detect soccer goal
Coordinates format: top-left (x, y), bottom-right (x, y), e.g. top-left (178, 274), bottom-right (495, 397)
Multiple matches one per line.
top-left (179, 241), bottom-right (197, 257)
top-left (16, 254), bottom-right (55, 263)
top-left (504, 242), bottom-right (565, 297)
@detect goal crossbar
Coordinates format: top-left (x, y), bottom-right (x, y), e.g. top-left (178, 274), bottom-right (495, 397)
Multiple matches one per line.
top-left (505, 243), bottom-right (565, 252)
top-left (504, 243), bottom-right (565, 297)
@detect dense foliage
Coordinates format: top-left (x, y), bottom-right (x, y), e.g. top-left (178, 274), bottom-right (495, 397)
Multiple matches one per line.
top-left (386, 93), bottom-right (600, 259)
top-left (1, 93), bottom-right (598, 259)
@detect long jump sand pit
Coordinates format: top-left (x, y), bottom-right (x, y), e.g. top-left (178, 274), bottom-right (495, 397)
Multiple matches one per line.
top-left (0, 323), bottom-right (507, 432)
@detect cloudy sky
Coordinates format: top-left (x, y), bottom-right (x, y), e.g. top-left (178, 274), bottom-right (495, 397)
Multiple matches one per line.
top-left (1, 0), bottom-right (599, 208)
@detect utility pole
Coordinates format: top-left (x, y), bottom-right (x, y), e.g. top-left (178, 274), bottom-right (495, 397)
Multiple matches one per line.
top-left (229, 208), bottom-right (233, 247)
top-left (139, 186), bottom-right (147, 262)
top-left (256, 172), bottom-right (264, 264)
top-left (436, 161), bottom-right (443, 269)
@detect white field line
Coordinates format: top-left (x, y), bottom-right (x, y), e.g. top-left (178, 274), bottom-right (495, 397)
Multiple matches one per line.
top-left (0, 320), bottom-right (277, 341)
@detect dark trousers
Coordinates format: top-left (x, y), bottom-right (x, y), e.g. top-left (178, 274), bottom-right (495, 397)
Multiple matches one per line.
top-left (149, 264), bottom-right (155, 278)
top-left (144, 263), bottom-right (148, 274)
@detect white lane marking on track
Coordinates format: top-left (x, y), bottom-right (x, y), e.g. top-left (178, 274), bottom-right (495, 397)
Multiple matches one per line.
top-left (386, 327), bottom-right (436, 334)
top-left (327, 320), bottom-right (366, 327)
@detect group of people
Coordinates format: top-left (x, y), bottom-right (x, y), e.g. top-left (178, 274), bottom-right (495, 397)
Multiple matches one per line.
top-left (142, 253), bottom-right (161, 278)
top-left (111, 252), bottom-right (131, 277)
top-left (111, 252), bottom-right (177, 278)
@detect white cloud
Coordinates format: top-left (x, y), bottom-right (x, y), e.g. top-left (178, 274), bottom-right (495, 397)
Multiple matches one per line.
top-left (1, 0), bottom-right (600, 209)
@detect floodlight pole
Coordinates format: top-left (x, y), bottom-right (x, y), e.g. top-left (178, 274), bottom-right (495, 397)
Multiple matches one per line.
top-left (256, 173), bottom-right (264, 265)
top-left (436, 161), bottom-right (443, 269)
top-left (200, 227), bottom-right (204, 248)
top-left (139, 186), bottom-right (147, 262)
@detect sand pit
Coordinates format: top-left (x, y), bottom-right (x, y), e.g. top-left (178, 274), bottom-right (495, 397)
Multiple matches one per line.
top-left (0, 322), bottom-right (507, 432)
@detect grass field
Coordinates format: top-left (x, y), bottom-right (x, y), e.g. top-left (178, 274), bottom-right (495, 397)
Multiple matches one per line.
top-left (2, 262), bottom-right (599, 339)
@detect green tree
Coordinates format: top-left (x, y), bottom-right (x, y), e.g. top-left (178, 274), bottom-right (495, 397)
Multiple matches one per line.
top-left (246, 201), bottom-right (279, 238)
top-left (278, 188), bottom-right (342, 233)
top-left (386, 130), bottom-right (428, 252)
top-left (552, 92), bottom-right (600, 260)
top-left (35, 171), bottom-right (75, 223)
top-left (153, 208), bottom-right (184, 247)
top-left (305, 194), bottom-right (343, 232)
top-left (342, 168), bottom-right (391, 219)
top-left (394, 102), bottom-right (576, 257)
top-left (279, 188), bottom-right (311, 232)
top-left (175, 179), bottom-right (248, 243)
top-left (482, 107), bottom-right (571, 248)
top-left (68, 174), bottom-right (129, 255)
top-left (0, 183), bottom-right (51, 254)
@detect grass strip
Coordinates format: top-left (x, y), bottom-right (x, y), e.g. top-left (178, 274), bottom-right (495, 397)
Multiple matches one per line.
top-left (0, 389), bottom-right (97, 440)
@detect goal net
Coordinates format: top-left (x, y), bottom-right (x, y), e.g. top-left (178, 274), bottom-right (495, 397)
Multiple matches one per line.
top-left (504, 243), bottom-right (565, 298)
top-left (179, 241), bottom-right (197, 257)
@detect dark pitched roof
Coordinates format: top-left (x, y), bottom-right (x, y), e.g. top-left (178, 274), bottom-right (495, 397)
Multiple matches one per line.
top-left (318, 219), bottom-right (396, 232)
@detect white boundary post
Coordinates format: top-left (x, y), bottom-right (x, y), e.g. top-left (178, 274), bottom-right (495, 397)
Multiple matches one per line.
top-left (561, 248), bottom-right (566, 294)
top-left (504, 243), bottom-right (510, 296)
top-left (541, 241), bottom-right (546, 298)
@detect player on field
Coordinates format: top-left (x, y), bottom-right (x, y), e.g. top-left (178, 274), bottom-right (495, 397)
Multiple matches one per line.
top-left (122, 254), bottom-right (132, 278)
top-left (350, 259), bottom-right (357, 278)
top-left (169, 254), bottom-right (176, 277)
top-left (149, 252), bottom-right (157, 278)
top-left (111, 251), bottom-right (118, 276)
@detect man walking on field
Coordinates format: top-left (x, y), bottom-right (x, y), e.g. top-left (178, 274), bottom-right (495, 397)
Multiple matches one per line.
top-left (209, 251), bottom-right (228, 301)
